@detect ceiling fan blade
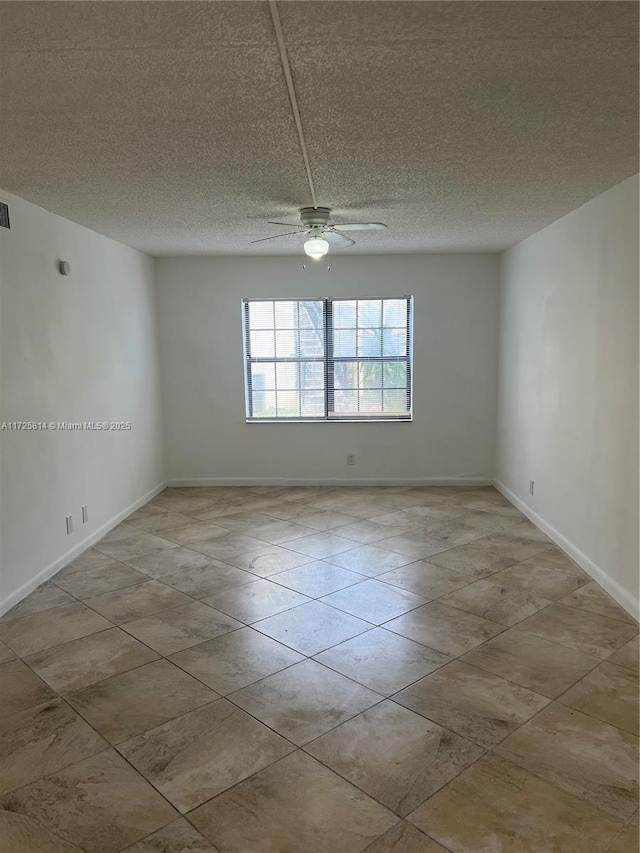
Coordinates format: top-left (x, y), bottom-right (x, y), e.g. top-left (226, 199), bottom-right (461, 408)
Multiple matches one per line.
top-left (330, 222), bottom-right (387, 232)
top-left (267, 221), bottom-right (303, 227)
top-left (250, 231), bottom-right (306, 244)
top-left (325, 230), bottom-right (356, 248)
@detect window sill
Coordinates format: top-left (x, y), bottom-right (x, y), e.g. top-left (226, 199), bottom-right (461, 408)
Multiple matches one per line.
top-left (246, 417), bottom-right (413, 424)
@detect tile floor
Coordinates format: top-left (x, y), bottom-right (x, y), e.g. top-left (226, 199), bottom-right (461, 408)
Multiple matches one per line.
top-left (0, 485), bottom-right (638, 852)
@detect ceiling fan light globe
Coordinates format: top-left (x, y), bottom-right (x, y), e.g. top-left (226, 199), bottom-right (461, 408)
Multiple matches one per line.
top-left (303, 237), bottom-right (329, 259)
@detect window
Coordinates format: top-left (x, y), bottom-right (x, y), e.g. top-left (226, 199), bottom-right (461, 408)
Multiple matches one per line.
top-left (242, 297), bottom-right (413, 422)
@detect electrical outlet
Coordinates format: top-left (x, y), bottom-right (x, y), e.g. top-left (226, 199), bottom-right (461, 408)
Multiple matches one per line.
top-left (529, 480), bottom-right (535, 496)
top-left (82, 505), bottom-right (89, 523)
top-left (65, 515), bottom-right (73, 535)
top-left (346, 453), bottom-right (356, 466)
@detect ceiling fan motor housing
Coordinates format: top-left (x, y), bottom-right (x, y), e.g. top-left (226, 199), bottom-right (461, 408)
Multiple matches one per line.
top-left (300, 206), bottom-right (332, 227)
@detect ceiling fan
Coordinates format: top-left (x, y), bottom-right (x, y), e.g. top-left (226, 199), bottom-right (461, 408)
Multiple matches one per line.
top-left (251, 207), bottom-right (387, 260)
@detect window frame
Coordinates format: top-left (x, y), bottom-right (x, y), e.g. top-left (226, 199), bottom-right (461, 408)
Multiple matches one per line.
top-left (242, 296), bottom-right (413, 423)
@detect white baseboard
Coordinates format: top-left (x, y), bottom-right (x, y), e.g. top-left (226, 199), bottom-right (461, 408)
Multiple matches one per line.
top-left (494, 480), bottom-right (639, 622)
top-left (0, 482), bottom-right (167, 617)
top-left (167, 476), bottom-right (493, 487)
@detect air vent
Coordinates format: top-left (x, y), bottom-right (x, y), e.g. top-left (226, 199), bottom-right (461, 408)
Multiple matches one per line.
top-left (0, 203), bottom-right (9, 229)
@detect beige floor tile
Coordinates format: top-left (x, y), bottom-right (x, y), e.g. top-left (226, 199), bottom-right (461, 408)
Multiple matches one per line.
top-left (213, 511), bottom-right (282, 532)
top-left (495, 703), bottom-right (639, 820)
top-left (315, 627), bottom-right (450, 696)
top-left (293, 510), bottom-right (358, 531)
top-left (0, 698), bottom-right (106, 794)
top-left (408, 753), bottom-right (623, 853)
top-left (53, 561), bottom-right (149, 599)
top-left (156, 520), bottom-right (230, 546)
top-left (426, 533), bottom-right (550, 578)
top-left (122, 601), bottom-right (242, 655)
top-left (374, 533), bottom-right (453, 561)
top-left (321, 579), bottom-right (426, 625)
top-left (124, 545), bottom-right (222, 577)
top-left (252, 499), bottom-right (323, 520)
top-left (253, 599), bottom-right (372, 656)
top-left (404, 505), bottom-right (471, 522)
top-left (439, 577), bottom-right (553, 626)
top-left (337, 520), bottom-right (408, 544)
top-left (189, 750), bottom-right (397, 853)
top-left (378, 493), bottom-right (440, 510)
top-left (129, 553), bottom-right (255, 599)
top-left (371, 510), bottom-right (425, 531)
top-left (128, 511), bottom-right (195, 533)
top-left (230, 659), bottom-right (381, 745)
top-left (448, 503), bottom-right (525, 535)
top-left (393, 659), bottom-right (549, 748)
top-left (25, 627), bottom-right (159, 693)
top-left (203, 578), bottom-right (310, 623)
top-left (377, 561), bottom-right (473, 599)
top-left (271, 560), bottom-right (363, 597)
top-left (306, 700), bottom-right (483, 815)
top-left (384, 601), bottom-right (504, 657)
top-left (457, 509), bottom-right (535, 537)
top-left (0, 640), bottom-right (16, 663)
top-left (125, 818), bottom-right (221, 852)
top-left (0, 809), bottom-right (87, 853)
top-left (0, 749), bottom-right (177, 853)
top-left (491, 563), bottom-right (589, 600)
top-left (0, 582), bottom-right (75, 622)
top-left (461, 627), bottom-right (600, 697)
top-left (3, 486), bottom-right (637, 853)
top-left (64, 548), bottom-right (114, 573)
top-left (194, 501), bottom-right (275, 522)
top-left (119, 699), bottom-right (294, 813)
top-left (66, 659), bottom-right (218, 743)
top-left (309, 494), bottom-right (382, 514)
top-left (364, 822), bottom-right (448, 853)
top-left (459, 493), bottom-right (521, 515)
top-left (560, 661), bottom-right (639, 736)
top-left (250, 520), bottom-right (314, 544)
top-left (154, 494), bottom-right (223, 516)
top-left (94, 532), bottom-right (178, 562)
top-left (610, 637), bottom-right (640, 672)
top-left (170, 627), bottom-right (303, 694)
top-left (98, 522), bottom-right (142, 543)
top-left (223, 544), bottom-right (314, 576)
top-left (84, 579), bottom-right (192, 624)
top-left (189, 533), bottom-right (268, 562)
top-left (326, 544), bottom-right (414, 576)
top-left (287, 531), bottom-right (359, 559)
top-left (560, 581), bottom-right (638, 625)
top-left (0, 602), bottom-right (111, 657)
top-left (607, 821), bottom-right (640, 853)
top-left (517, 547), bottom-right (588, 578)
top-left (127, 504), bottom-right (174, 521)
top-left (514, 603), bottom-right (638, 660)
top-left (0, 659), bottom-right (56, 720)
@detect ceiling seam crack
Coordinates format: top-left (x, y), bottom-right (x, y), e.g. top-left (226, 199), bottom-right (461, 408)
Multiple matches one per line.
top-left (268, 0), bottom-right (318, 209)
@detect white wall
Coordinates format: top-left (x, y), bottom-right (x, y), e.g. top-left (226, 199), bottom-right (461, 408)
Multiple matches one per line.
top-left (496, 175), bottom-right (639, 618)
top-left (0, 191), bottom-right (165, 613)
top-left (155, 254), bottom-right (499, 485)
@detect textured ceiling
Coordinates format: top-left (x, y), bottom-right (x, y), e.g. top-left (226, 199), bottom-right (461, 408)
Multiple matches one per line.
top-left (0, 1), bottom-right (637, 255)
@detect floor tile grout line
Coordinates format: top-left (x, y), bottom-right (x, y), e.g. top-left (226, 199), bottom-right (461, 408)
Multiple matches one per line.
top-left (551, 586), bottom-right (640, 627)
top-left (481, 710), bottom-right (637, 825)
top-left (298, 727), bottom-right (469, 823)
top-left (0, 707), bottom-right (182, 841)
